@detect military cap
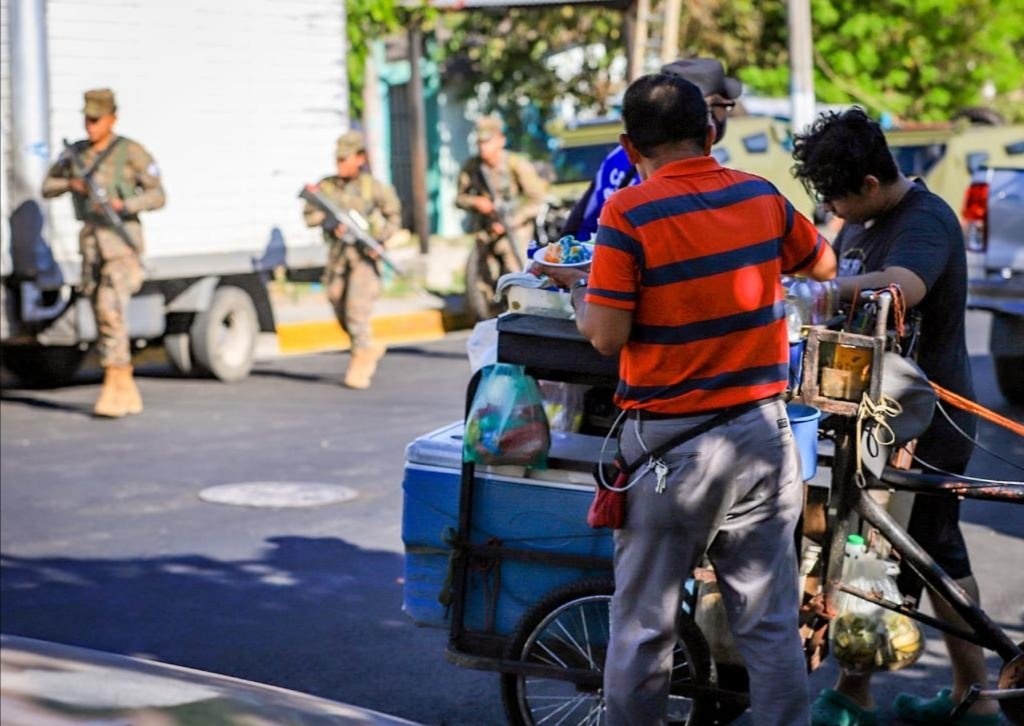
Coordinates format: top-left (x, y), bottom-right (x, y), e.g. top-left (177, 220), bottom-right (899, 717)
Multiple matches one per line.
top-left (336, 130), bottom-right (366, 159)
top-left (82, 88), bottom-right (117, 117)
top-left (660, 58), bottom-right (742, 99)
top-left (475, 115), bottom-right (504, 142)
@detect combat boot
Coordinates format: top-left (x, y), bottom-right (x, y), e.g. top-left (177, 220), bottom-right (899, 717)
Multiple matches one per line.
top-left (93, 366), bottom-right (128, 418)
top-left (343, 344), bottom-right (385, 390)
top-left (118, 365), bottom-right (143, 415)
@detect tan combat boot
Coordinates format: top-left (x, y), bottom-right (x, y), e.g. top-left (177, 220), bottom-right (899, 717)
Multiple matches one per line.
top-left (93, 366), bottom-right (128, 418)
top-left (118, 365), bottom-right (143, 415)
top-left (343, 344), bottom-right (385, 390)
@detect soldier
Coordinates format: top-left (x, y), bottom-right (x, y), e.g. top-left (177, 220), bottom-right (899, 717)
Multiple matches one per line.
top-left (303, 130), bottom-right (402, 389)
top-left (456, 115), bottom-right (547, 319)
top-left (42, 88), bottom-right (165, 418)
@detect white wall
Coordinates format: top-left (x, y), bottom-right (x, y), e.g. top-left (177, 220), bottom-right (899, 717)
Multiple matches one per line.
top-left (38, 0), bottom-right (348, 263)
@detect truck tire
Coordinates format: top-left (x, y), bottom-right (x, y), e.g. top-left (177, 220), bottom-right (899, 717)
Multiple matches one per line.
top-left (994, 355), bottom-right (1024, 405)
top-left (189, 286), bottom-right (258, 382)
top-left (1, 345), bottom-right (86, 388)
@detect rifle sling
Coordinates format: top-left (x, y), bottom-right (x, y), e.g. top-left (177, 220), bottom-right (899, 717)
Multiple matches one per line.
top-left (82, 136), bottom-right (124, 176)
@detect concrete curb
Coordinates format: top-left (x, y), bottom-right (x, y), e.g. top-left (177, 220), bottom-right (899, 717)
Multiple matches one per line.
top-left (270, 295), bottom-right (473, 357)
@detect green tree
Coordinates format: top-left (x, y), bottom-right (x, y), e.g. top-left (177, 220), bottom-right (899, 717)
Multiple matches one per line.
top-left (431, 6), bottom-right (627, 152)
top-left (732, 0), bottom-right (1024, 123)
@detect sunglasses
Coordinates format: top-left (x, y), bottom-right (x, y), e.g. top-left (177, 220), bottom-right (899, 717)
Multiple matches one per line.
top-left (709, 101), bottom-right (736, 111)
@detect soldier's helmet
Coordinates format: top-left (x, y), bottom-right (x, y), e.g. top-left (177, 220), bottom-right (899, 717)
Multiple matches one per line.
top-left (83, 88), bottom-right (117, 117)
top-left (336, 130), bottom-right (366, 159)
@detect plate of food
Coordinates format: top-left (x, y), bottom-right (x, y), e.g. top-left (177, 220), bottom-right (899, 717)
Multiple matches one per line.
top-left (531, 237), bottom-right (595, 268)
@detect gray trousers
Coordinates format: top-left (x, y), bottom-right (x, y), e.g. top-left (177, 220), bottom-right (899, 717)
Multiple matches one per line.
top-left (604, 398), bottom-right (809, 726)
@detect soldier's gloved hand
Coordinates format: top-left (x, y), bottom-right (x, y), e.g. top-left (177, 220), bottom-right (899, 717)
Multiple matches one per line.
top-left (490, 221), bottom-right (505, 236)
top-left (333, 223), bottom-right (348, 238)
top-left (68, 178), bottom-right (88, 195)
top-left (109, 198), bottom-right (125, 213)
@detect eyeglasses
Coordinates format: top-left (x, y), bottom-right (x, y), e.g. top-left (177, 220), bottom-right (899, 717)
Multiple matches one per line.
top-left (709, 101), bottom-right (736, 112)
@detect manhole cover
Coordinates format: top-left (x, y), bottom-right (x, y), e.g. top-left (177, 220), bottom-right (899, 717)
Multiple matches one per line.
top-left (198, 482), bottom-right (358, 508)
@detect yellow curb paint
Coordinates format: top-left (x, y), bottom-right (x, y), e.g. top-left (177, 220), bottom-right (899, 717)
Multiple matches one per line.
top-left (276, 310), bottom-right (446, 355)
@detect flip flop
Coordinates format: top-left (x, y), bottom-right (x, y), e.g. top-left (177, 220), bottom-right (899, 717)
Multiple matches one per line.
top-left (893, 688), bottom-right (1002, 724)
top-left (811, 688), bottom-right (880, 726)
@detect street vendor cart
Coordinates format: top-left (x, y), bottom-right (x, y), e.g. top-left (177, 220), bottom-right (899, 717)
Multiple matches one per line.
top-left (401, 298), bottom-right (1024, 726)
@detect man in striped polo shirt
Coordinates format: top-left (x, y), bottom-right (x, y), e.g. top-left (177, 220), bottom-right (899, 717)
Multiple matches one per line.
top-left (536, 74), bottom-right (836, 725)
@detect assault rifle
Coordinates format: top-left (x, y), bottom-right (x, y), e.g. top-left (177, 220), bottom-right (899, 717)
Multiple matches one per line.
top-left (299, 183), bottom-right (406, 277)
top-left (475, 167), bottom-right (523, 267)
top-left (63, 138), bottom-right (138, 253)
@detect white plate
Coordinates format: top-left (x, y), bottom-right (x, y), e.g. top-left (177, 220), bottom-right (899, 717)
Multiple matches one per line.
top-left (531, 242), bottom-right (595, 268)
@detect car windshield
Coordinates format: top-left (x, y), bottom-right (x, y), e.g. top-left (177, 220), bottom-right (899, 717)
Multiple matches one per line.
top-left (890, 142), bottom-right (947, 177)
top-left (551, 142), bottom-right (619, 184)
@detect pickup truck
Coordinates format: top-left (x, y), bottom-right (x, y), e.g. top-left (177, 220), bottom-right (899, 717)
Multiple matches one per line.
top-left (962, 163), bottom-right (1024, 404)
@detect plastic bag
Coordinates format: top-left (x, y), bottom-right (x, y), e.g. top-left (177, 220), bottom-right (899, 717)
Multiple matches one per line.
top-left (466, 319), bottom-right (499, 373)
top-left (830, 554), bottom-right (924, 674)
top-left (464, 363), bottom-right (550, 467)
top-left (538, 381), bottom-right (586, 433)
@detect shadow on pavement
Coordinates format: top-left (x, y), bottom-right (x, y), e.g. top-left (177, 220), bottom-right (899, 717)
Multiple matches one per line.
top-left (0, 536), bottom-right (463, 721)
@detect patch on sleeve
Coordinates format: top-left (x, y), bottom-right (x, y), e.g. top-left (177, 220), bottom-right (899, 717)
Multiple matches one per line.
top-left (777, 417), bottom-right (790, 430)
top-left (146, 163), bottom-right (160, 177)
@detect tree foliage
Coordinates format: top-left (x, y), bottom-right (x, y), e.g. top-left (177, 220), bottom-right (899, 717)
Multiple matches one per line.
top-left (430, 7), bottom-right (626, 149)
top-left (425, 0), bottom-right (1022, 126)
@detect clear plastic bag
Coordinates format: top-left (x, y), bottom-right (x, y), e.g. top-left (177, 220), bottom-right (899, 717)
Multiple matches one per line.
top-left (538, 380), bottom-right (586, 433)
top-left (464, 363), bottom-right (550, 468)
top-left (830, 554), bottom-right (924, 674)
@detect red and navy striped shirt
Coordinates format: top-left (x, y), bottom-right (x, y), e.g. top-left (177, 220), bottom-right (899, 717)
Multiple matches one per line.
top-left (586, 156), bottom-right (827, 414)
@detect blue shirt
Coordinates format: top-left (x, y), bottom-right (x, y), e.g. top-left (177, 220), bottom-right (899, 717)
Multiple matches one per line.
top-left (577, 146), bottom-right (636, 239)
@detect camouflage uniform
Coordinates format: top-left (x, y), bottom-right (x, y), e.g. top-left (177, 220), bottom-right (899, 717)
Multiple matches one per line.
top-left (42, 121), bottom-right (164, 367)
top-left (455, 120), bottom-right (547, 273)
top-left (303, 146), bottom-right (401, 353)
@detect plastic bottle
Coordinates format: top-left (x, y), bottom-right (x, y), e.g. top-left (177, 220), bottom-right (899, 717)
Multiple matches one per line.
top-left (840, 533), bottom-right (871, 581)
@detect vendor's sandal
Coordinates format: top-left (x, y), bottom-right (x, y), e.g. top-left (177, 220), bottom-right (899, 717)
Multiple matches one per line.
top-left (893, 688), bottom-right (1002, 725)
top-left (811, 688), bottom-right (880, 726)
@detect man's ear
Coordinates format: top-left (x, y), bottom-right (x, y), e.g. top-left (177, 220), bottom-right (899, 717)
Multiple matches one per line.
top-left (620, 132), bottom-right (642, 165)
top-left (860, 175), bottom-right (881, 196)
top-left (704, 124), bottom-right (715, 155)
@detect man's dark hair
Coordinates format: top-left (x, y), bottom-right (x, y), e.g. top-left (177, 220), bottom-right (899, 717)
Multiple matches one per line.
top-left (792, 107), bottom-right (899, 201)
top-left (622, 74), bottom-right (708, 157)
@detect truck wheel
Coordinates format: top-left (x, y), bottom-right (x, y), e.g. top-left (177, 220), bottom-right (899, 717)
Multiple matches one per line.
top-left (1, 345), bottom-right (86, 388)
top-left (189, 286), bottom-right (258, 382)
top-left (994, 355), bottom-right (1024, 405)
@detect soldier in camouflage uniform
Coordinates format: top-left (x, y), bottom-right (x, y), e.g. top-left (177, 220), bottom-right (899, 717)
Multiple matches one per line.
top-left (456, 115), bottom-right (548, 319)
top-left (303, 130), bottom-right (402, 389)
top-left (42, 88), bottom-right (165, 418)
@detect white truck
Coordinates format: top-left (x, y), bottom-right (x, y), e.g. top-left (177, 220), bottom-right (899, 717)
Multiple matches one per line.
top-left (1, 0), bottom-right (348, 385)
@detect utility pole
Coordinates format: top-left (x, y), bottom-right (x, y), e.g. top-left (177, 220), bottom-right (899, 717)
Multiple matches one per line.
top-left (407, 25), bottom-right (430, 255)
top-left (787, 0), bottom-right (816, 135)
top-left (628, 0), bottom-right (650, 82)
top-left (660, 0), bottom-right (682, 65)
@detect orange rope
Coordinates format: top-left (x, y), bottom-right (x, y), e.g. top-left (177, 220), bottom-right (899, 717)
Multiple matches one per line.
top-left (885, 284), bottom-right (906, 337)
top-left (930, 381), bottom-right (1024, 437)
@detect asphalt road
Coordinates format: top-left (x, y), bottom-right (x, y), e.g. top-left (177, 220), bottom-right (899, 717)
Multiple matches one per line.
top-left (1, 316), bottom-right (1022, 725)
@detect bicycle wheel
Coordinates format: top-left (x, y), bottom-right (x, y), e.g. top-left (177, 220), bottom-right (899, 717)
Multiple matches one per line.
top-left (500, 578), bottom-right (721, 726)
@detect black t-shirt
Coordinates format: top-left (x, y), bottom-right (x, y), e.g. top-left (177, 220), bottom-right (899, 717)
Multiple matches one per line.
top-left (834, 180), bottom-right (976, 469)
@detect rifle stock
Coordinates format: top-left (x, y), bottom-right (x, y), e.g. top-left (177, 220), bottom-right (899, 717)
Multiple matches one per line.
top-left (299, 184), bottom-right (406, 277)
top-left (63, 138), bottom-right (138, 253)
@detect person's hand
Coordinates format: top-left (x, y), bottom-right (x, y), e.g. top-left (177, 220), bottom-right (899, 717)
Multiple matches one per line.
top-left (68, 178), bottom-right (88, 195)
top-left (532, 264), bottom-right (588, 290)
top-left (109, 198), bottom-right (125, 213)
top-left (334, 223), bottom-right (347, 238)
top-left (475, 197), bottom-right (495, 215)
top-left (489, 221), bottom-right (505, 236)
